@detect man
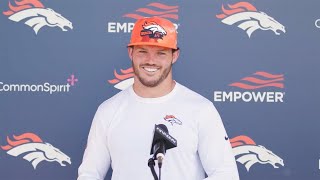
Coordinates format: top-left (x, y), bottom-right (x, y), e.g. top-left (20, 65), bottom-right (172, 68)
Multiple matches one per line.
top-left (78, 16), bottom-right (239, 180)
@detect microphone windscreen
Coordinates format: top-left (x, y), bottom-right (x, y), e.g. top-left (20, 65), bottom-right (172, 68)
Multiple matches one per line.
top-left (150, 124), bottom-right (177, 155)
top-left (157, 124), bottom-right (168, 133)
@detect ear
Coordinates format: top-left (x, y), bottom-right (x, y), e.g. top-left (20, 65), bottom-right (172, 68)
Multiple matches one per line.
top-left (128, 47), bottom-right (133, 61)
top-left (172, 49), bottom-right (180, 64)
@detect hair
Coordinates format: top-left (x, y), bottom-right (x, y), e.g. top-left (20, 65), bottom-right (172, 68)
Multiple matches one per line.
top-left (172, 47), bottom-right (179, 53)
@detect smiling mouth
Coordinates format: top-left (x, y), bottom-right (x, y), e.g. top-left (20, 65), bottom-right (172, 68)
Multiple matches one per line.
top-left (275, 28), bottom-right (285, 35)
top-left (142, 67), bottom-right (159, 73)
top-left (63, 25), bottom-right (73, 31)
top-left (61, 159), bottom-right (71, 166)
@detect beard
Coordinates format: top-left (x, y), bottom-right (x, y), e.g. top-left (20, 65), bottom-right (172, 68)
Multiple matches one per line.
top-left (132, 60), bottom-right (172, 88)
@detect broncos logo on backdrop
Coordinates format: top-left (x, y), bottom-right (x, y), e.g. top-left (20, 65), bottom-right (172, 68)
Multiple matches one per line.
top-left (1, 132), bottom-right (71, 169)
top-left (141, 21), bottom-right (167, 39)
top-left (108, 67), bottom-right (134, 90)
top-left (216, 2), bottom-right (285, 38)
top-left (3, 0), bottom-right (73, 34)
top-left (230, 135), bottom-right (284, 171)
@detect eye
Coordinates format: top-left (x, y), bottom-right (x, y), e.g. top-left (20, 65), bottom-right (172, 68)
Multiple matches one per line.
top-left (138, 50), bottom-right (147, 53)
top-left (158, 52), bottom-right (166, 55)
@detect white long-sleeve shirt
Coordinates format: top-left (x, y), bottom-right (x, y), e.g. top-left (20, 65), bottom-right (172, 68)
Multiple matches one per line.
top-left (78, 82), bottom-right (239, 180)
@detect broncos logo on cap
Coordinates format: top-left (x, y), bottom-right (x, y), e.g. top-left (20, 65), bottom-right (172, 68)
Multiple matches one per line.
top-left (1, 133), bottom-right (71, 169)
top-left (140, 21), bottom-right (167, 39)
top-left (230, 135), bottom-right (284, 171)
top-left (3, 0), bottom-right (73, 34)
top-left (216, 2), bottom-right (285, 37)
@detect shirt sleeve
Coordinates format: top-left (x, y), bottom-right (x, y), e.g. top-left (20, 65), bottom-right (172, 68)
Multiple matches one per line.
top-left (78, 105), bottom-right (111, 180)
top-left (197, 103), bottom-right (239, 180)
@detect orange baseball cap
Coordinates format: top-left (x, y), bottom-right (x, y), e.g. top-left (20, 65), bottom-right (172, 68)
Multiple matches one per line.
top-left (127, 16), bottom-right (178, 49)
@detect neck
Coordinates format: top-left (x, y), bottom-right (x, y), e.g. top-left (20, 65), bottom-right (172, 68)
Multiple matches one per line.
top-left (133, 79), bottom-right (176, 98)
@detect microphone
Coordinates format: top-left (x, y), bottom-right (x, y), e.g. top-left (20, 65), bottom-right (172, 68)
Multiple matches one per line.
top-left (150, 124), bottom-right (177, 168)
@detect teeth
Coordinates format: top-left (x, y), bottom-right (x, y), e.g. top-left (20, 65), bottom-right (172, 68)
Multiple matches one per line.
top-left (144, 67), bottom-right (158, 72)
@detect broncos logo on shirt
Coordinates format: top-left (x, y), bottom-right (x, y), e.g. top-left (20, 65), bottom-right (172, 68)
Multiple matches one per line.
top-left (216, 2), bottom-right (285, 37)
top-left (3, 0), bottom-right (73, 34)
top-left (230, 135), bottom-right (284, 171)
top-left (164, 115), bottom-right (182, 126)
top-left (1, 132), bottom-right (71, 169)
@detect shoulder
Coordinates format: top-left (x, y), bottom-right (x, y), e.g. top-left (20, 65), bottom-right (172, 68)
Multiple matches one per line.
top-left (91, 87), bottom-right (131, 129)
top-left (97, 87), bottom-right (131, 114)
top-left (176, 83), bottom-right (222, 126)
top-left (177, 83), bottom-right (213, 107)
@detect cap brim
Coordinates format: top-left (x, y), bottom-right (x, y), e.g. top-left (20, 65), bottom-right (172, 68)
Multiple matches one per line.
top-left (127, 42), bottom-right (177, 50)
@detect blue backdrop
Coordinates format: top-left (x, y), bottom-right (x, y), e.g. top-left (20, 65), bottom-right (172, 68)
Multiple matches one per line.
top-left (1, 0), bottom-right (319, 179)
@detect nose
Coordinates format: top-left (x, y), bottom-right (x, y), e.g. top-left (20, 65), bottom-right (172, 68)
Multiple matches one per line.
top-left (144, 52), bottom-right (157, 64)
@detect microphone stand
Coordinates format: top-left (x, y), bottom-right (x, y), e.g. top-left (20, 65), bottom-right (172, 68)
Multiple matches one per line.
top-left (149, 124), bottom-right (177, 180)
top-left (148, 157), bottom-right (159, 180)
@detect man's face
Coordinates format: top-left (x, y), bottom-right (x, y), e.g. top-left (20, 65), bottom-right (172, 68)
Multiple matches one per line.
top-left (128, 45), bottom-right (179, 87)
